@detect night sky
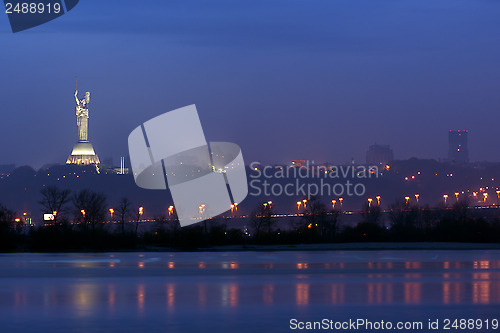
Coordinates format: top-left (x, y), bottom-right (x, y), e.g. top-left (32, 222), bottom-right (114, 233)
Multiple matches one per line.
top-left (1, 0), bottom-right (499, 169)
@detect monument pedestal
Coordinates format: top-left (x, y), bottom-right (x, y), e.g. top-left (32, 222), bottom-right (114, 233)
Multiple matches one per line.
top-left (66, 141), bottom-right (100, 165)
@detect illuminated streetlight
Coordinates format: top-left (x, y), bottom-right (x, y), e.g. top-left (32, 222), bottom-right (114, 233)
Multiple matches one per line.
top-left (302, 199), bottom-right (307, 208)
top-left (339, 198), bottom-right (343, 209)
top-left (109, 208), bottom-right (114, 221)
top-left (454, 192), bottom-right (459, 202)
top-left (368, 198), bottom-right (373, 208)
top-left (415, 194), bottom-right (419, 204)
top-left (296, 201), bottom-right (301, 211)
top-left (376, 196), bottom-right (381, 206)
top-left (443, 194), bottom-right (448, 205)
top-left (231, 203), bottom-right (238, 213)
top-left (81, 209), bottom-right (85, 217)
top-left (405, 196), bottom-right (410, 205)
top-left (332, 200), bottom-right (336, 210)
top-left (168, 205), bottom-right (174, 216)
top-left (483, 192), bottom-right (488, 203)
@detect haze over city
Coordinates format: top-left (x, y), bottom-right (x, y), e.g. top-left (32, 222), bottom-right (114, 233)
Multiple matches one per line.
top-left (1, 0), bottom-right (500, 169)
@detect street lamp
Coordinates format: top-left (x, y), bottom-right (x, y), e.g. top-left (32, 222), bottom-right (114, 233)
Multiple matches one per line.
top-left (332, 200), bottom-right (336, 210)
top-left (376, 196), bottom-right (381, 206)
top-left (368, 198), bottom-right (373, 208)
top-left (339, 198), bottom-right (343, 210)
top-left (302, 199), bottom-right (307, 208)
top-left (405, 196), bottom-right (410, 205)
top-left (454, 192), bottom-right (459, 202)
top-left (109, 208), bottom-right (114, 221)
top-left (168, 205), bottom-right (174, 216)
top-left (443, 194), bottom-right (448, 205)
top-left (415, 194), bottom-right (419, 204)
top-left (483, 192), bottom-right (488, 203)
top-left (296, 201), bottom-right (301, 211)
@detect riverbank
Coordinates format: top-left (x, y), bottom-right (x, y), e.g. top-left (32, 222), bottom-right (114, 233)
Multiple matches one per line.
top-left (3, 242), bottom-right (500, 254)
top-left (201, 242), bottom-right (500, 252)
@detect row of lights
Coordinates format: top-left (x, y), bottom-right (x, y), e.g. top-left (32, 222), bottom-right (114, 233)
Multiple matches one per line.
top-left (26, 187), bottom-right (500, 223)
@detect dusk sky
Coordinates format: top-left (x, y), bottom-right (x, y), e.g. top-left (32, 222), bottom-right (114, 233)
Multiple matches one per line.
top-left (1, 0), bottom-right (500, 169)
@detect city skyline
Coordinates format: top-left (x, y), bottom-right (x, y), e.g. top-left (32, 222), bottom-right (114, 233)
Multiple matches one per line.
top-left (1, 0), bottom-right (500, 168)
top-left (1, 2), bottom-right (500, 332)
top-left (0, 126), bottom-right (491, 170)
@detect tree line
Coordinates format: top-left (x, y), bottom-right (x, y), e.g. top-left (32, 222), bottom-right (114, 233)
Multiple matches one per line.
top-left (0, 187), bottom-right (499, 252)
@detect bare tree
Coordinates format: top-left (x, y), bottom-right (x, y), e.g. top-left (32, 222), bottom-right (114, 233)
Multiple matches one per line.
top-left (39, 186), bottom-right (71, 228)
top-left (0, 203), bottom-right (16, 250)
top-left (115, 197), bottom-right (132, 234)
top-left (452, 197), bottom-right (470, 223)
top-left (73, 189), bottom-right (107, 234)
top-left (388, 200), bottom-right (421, 229)
top-left (360, 201), bottom-right (382, 225)
top-left (301, 195), bottom-right (325, 229)
top-left (250, 202), bottom-right (274, 239)
top-left (302, 195), bottom-right (339, 240)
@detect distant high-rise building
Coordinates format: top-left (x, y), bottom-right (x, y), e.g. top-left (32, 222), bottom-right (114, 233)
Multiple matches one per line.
top-left (366, 144), bottom-right (393, 165)
top-left (448, 130), bottom-right (469, 164)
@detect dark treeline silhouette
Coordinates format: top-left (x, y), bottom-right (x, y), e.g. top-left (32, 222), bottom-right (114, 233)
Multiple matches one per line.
top-left (1, 189), bottom-right (500, 252)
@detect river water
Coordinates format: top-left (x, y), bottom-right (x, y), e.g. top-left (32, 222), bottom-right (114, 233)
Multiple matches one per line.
top-left (0, 250), bottom-right (499, 332)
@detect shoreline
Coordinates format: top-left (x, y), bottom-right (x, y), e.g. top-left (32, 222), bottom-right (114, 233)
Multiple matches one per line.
top-left (201, 242), bottom-right (500, 252)
top-left (2, 242), bottom-right (500, 254)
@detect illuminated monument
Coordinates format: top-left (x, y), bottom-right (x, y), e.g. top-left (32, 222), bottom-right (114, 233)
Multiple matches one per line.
top-left (66, 83), bottom-right (100, 165)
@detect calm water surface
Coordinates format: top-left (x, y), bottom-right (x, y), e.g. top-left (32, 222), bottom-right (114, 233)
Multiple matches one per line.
top-left (0, 250), bottom-right (499, 332)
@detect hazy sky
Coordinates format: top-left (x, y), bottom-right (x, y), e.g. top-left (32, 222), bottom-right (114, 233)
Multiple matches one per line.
top-left (1, 0), bottom-right (499, 168)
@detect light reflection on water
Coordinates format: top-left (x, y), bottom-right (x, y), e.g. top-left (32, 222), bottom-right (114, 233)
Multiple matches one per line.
top-left (1, 251), bottom-right (500, 331)
top-left (4, 258), bottom-right (500, 310)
